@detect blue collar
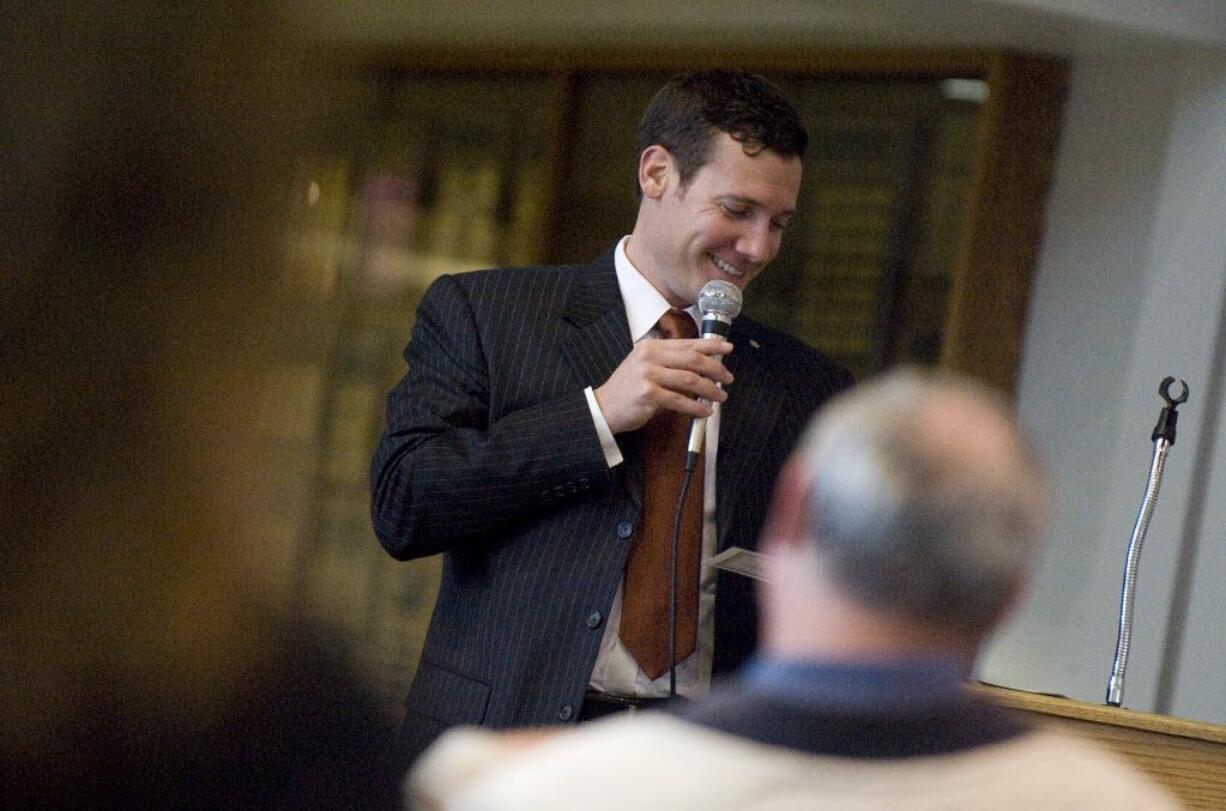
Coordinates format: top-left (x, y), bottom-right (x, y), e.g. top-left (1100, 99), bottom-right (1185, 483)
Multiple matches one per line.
top-left (742, 655), bottom-right (971, 714)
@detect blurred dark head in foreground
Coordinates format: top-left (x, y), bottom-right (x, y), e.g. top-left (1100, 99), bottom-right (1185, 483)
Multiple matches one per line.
top-left (1, 3), bottom-right (398, 806)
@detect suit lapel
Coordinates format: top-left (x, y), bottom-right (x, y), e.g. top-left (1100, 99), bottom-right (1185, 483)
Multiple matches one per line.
top-left (559, 255), bottom-right (643, 508)
top-left (716, 322), bottom-right (783, 548)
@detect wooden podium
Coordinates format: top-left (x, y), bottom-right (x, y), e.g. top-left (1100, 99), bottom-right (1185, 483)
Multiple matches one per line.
top-left (972, 684), bottom-right (1226, 809)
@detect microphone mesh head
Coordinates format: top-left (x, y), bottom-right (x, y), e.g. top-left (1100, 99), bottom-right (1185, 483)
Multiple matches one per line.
top-left (698, 280), bottom-right (743, 320)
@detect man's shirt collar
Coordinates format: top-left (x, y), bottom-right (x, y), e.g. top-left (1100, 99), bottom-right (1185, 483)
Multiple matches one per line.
top-left (742, 654), bottom-right (971, 714)
top-left (614, 236), bottom-right (698, 340)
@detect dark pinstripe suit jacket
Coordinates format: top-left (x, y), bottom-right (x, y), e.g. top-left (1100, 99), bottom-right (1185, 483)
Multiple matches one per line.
top-left (370, 252), bottom-right (851, 761)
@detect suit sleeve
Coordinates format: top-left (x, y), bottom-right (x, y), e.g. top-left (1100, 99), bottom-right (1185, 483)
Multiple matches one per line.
top-left (369, 274), bottom-right (617, 561)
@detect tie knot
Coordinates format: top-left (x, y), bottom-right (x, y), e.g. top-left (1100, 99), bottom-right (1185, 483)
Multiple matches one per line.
top-left (657, 309), bottom-right (697, 340)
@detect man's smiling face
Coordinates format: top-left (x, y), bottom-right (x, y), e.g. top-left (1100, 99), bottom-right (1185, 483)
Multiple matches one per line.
top-left (631, 131), bottom-right (802, 309)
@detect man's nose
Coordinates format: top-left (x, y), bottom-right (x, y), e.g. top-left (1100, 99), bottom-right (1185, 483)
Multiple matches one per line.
top-left (736, 219), bottom-right (775, 264)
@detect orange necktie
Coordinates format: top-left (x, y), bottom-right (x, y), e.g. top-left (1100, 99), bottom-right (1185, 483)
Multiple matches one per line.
top-left (619, 309), bottom-right (703, 680)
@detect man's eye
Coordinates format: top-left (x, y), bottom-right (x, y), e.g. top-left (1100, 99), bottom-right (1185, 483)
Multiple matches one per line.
top-left (721, 204), bottom-right (749, 218)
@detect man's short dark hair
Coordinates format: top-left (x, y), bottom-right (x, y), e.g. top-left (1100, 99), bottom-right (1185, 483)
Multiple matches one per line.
top-left (635, 69), bottom-right (807, 195)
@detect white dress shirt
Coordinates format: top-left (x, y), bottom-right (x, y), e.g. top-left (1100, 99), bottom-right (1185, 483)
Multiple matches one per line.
top-left (581, 236), bottom-right (720, 699)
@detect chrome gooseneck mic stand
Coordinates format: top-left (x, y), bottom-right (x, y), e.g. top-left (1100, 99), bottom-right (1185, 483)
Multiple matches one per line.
top-left (1106, 376), bottom-right (1189, 707)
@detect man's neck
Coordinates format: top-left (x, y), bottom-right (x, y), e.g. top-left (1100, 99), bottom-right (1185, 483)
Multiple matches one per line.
top-left (623, 228), bottom-right (686, 310)
top-left (761, 550), bottom-right (980, 665)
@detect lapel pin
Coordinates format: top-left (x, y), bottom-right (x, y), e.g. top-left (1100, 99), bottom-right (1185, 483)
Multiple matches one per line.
top-left (749, 339), bottom-right (761, 349)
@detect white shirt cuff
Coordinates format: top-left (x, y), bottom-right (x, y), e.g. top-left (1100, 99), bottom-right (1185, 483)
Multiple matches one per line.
top-left (584, 386), bottom-right (623, 468)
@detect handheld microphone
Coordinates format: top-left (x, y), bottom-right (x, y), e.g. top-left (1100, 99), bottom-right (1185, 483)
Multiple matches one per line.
top-left (685, 280), bottom-right (742, 472)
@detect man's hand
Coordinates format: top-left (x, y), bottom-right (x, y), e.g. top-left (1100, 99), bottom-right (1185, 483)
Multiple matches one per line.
top-left (594, 338), bottom-right (733, 434)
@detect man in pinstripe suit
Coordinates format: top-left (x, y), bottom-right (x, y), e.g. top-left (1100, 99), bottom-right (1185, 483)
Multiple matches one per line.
top-left (371, 70), bottom-right (852, 763)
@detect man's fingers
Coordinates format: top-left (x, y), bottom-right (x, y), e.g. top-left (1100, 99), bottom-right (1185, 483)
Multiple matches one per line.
top-left (596, 338), bottom-right (734, 433)
top-left (648, 344), bottom-right (734, 386)
top-left (650, 368), bottom-right (728, 403)
top-left (659, 388), bottom-right (717, 418)
top-left (651, 338), bottom-right (733, 360)
top-left (670, 338), bottom-right (733, 356)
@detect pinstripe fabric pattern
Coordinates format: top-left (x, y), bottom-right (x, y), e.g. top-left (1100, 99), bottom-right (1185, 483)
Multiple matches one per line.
top-left (369, 251), bottom-right (852, 761)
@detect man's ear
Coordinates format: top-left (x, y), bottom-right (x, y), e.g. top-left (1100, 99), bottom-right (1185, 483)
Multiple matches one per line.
top-left (759, 456), bottom-right (812, 554)
top-left (984, 572), bottom-right (1028, 635)
top-left (637, 145), bottom-right (674, 200)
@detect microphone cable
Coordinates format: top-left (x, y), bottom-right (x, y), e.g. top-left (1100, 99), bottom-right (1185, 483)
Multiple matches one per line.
top-left (668, 466), bottom-right (697, 700)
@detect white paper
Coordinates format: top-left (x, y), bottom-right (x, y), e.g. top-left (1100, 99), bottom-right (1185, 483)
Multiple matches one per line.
top-left (706, 546), bottom-right (771, 582)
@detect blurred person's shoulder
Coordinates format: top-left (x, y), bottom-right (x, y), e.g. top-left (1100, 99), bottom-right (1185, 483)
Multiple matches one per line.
top-left (981, 726), bottom-right (1181, 809)
top-left (407, 715), bottom-right (696, 809)
top-left (408, 713), bottom-right (813, 810)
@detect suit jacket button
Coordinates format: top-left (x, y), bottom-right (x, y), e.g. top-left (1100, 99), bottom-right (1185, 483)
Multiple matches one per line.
top-left (558, 704), bottom-right (574, 721)
top-left (586, 611), bottom-right (602, 629)
top-left (617, 521), bottom-right (633, 539)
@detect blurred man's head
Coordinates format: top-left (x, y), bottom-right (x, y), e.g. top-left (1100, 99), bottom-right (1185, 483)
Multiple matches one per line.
top-left (761, 369), bottom-right (1052, 659)
top-left (628, 69), bottom-right (806, 308)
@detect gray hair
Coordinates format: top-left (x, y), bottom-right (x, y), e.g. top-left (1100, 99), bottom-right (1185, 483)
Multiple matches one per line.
top-left (799, 369), bottom-right (1052, 635)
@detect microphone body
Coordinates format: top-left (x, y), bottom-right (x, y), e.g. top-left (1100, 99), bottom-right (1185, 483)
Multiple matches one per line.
top-left (685, 281), bottom-right (742, 472)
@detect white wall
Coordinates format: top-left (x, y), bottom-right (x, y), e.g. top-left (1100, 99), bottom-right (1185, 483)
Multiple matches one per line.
top-left (985, 0), bottom-right (1226, 47)
top-left (979, 46), bottom-right (1226, 723)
